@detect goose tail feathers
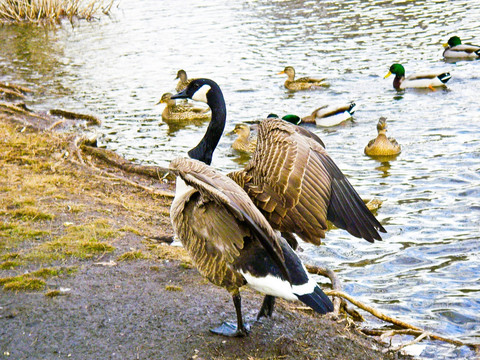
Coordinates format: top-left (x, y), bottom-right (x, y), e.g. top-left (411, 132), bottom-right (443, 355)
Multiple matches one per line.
top-left (296, 286), bottom-right (334, 314)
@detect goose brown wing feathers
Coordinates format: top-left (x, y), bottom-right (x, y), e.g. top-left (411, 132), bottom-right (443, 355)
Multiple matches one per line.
top-left (228, 117), bottom-right (385, 245)
top-left (170, 157), bottom-right (289, 279)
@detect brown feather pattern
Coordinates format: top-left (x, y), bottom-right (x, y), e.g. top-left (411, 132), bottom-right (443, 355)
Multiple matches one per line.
top-left (170, 157), bottom-right (290, 291)
top-left (228, 117), bottom-right (386, 245)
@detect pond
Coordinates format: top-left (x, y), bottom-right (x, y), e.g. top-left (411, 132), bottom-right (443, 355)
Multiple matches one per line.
top-left (1, 0), bottom-right (479, 358)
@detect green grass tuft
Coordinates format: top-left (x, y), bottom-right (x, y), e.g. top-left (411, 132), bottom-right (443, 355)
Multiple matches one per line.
top-left (0, 260), bottom-right (22, 270)
top-left (165, 285), bottom-right (183, 292)
top-left (117, 250), bottom-right (149, 262)
top-left (2, 277), bottom-right (46, 291)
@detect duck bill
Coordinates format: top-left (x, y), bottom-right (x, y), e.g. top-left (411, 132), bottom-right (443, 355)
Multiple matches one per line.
top-left (277, 70), bottom-right (285, 75)
top-left (171, 89), bottom-right (188, 100)
top-left (384, 71), bottom-right (392, 79)
top-left (442, 43), bottom-right (448, 48)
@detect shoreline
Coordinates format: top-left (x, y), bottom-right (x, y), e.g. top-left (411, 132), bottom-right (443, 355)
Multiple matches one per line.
top-left (0, 103), bottom-right (412, 359)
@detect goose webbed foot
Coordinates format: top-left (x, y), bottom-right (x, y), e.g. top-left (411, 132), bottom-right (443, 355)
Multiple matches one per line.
top-left (209, 321), bottom-right (251, 337)
top-left (257, 295), bottom-right (276, 320)
top-left (210, 292), bottom-right (251, 337)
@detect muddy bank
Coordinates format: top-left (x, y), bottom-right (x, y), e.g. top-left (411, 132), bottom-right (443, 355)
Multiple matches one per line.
top-left (0, 104), bottom-right (412, 359)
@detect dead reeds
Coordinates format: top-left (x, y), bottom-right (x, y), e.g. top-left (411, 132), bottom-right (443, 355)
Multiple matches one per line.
top-left (0, 0), bottom-right (114, 24)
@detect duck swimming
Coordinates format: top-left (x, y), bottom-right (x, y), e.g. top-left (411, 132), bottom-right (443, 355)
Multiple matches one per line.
top-left (384, 63), bottom-right (451, 90)
top-left (230, 123), bottom-right (257, 154)
top-left (443, 36), bottom-right (480, 59)
top-left (175, 69), bottom-right (191, 93)
top-left (302, 102), bottom-right (357, 127)
top-left (158, 92), bottom-right (210, 123)
top-left (364, 117), bottom-right (401, 157)
top-left (278, 66), bottom-right (328, 91)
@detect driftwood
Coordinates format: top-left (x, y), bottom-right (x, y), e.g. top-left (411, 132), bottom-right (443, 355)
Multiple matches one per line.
top-left (306, 264), bottom-right (479, 353)
top-left (50, 109), bottom-right (101, 125)
top-left (0, 81), bottom-right (32, 100)
top-left (80, 143), bottom-right (173, 182)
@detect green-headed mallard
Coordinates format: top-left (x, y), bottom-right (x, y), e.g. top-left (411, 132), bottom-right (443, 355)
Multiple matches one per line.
top-left (230, 124), bottom-right (257, 154)
top-left (302, 102), bottom-right (357, 127)
top-left (278, 66), bottom-right (328, 91)
top-left (364, 117), bottom-right (401, 157)
top-left (158, 92), bottom-right (210, 123)
top-left (175, 69), bottom-right (191, 93)
top-left (169, 79), bottom-right (334, 337)
top-left (267, 114), bottom-right (302, 125)
top-left (385, 64), bottom-right (451, 90)
top-left (443, 36), bottom-right (480, 59)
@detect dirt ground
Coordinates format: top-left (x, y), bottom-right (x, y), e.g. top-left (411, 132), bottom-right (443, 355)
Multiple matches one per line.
top-left (0, 106), bottom-right (413, 360)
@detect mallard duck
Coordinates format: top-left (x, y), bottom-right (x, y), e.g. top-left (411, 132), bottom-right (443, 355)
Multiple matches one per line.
top-left (230, 124), bottom-right (257, 153)
top-left (302, 102), bottom-right (357, 127)
top-left (157, 92), bottom-right (210, 123)
top-left (175, 69), bottom-right (191, 92)
top-left (364, 117), bottom-right (401, 157)
top-left (384, 64), bottom-right (451, 90)
top-left (443, 36), bottom-right (480, 59)
top-left (169, 79), bottom-right (334, 337)
top-left (278, 66), bottom-right (328, 91)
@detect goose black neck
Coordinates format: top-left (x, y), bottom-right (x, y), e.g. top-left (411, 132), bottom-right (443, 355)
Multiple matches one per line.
top-left (188, 82), bottom-right (226, 165)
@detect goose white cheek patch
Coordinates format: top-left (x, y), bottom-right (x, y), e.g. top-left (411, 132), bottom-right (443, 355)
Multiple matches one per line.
top-left (192, 84), bottom-right (211, 103)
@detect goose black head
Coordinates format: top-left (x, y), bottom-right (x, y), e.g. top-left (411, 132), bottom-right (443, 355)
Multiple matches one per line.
top-left (171, 78), bottom-right (216, 104)
top-left (171, 78), bottom-right (226, 166)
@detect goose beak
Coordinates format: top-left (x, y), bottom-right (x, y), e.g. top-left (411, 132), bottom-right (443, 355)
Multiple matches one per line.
top-left (171, 89), bottom-right (188, 100)
top-left (384, 71), bottom-right (392, 79)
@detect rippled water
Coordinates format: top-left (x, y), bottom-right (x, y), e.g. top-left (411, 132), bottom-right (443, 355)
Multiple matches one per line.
top-left (1, 1), bottom-right (479, 358)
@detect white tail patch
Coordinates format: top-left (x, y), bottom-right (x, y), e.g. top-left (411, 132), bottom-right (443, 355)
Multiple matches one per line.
top-left (240, 271), bottom-right (298, 301)
top-left (240, 271), bottom-right (318, 300)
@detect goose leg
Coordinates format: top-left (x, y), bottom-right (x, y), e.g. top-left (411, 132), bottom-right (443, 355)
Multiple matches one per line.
top-left (257, 295), bottom-right (276, 320)
top-left (210, 293), bottom-right (250, 337)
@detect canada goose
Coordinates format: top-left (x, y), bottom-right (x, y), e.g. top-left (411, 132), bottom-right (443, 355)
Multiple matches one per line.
top-left (384, 64), bottom-right (451, 90)
top-left (230, 124), bottom-right (257, 154)
top-left (157, 92), bottom-right (211, 123)
top-left (364, 117), bottom-right (401, 157)
top-left (173, 78), bottom-right (385, 249)
top-left (278, 66), bottom-right (328, 91)
top-left (170, 79), bottom-right (334, 337)
top-left (302, 102), bottom-right (357, 127)
top-left (443, 36), bottom-right (480, 59)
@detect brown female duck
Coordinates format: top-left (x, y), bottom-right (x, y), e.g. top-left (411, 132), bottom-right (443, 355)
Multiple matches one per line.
top-left (278, 66), bottom-right (328, 91)
top-left (364, 117), bottom-right (401, 156)
top-left (175, 69), bottom-right (191, 92)
top-left (231, 124), bottom-right (257, 154)
top-left (158, 92), bottom-right (210, 123)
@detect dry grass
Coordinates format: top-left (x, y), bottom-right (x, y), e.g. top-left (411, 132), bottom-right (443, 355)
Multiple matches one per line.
top-left (0, 117), bottom-right (175, 292)
top-left (0, 0), bottom-right (115, 24)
